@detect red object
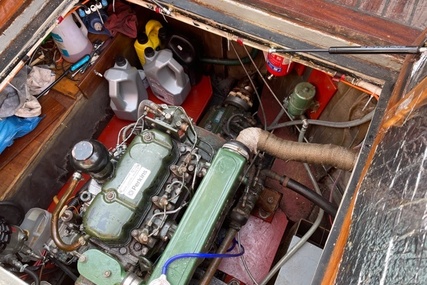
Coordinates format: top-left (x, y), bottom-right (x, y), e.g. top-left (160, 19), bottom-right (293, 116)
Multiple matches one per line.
top-left (266, 53), bottom-right (294, 76)
top-left (218, 210), bottom-right (288, 284)
top-left (293, 62), bottom-right (306, 76)
top-left (147, 75), bottom-right (212, 123)
top-left (307, 69), bottom-right (337, 119)
top-left (49, 76), bottom-right (212, 212)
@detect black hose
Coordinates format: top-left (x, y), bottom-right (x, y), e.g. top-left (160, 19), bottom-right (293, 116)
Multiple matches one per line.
top-left (260, 170), bottom-right (337, 216)
top-left (200, 47), bottom-right (259, 65)
top-left (0, 201), bottom-right (25, 225)
top-left (50, 257), bottom-right (78, 281)
top-left (285, 178), bottom-right (337, 216)
top-left (23, 267), bottom-right (40, 285)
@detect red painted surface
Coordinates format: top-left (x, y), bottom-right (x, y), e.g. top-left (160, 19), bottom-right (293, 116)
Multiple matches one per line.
top-left (49, 76), bottom-right (212, 212)
top-left (307, 69), bottom-right (337, 119)
top-left (218, 209), bottom-right (288, 284)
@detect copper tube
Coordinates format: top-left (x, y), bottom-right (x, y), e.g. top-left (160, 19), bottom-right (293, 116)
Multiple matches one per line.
top-left (200, 228), bottom-right (238, 285)
top-left (51, 172), bottom-right (83, 252)
top-left (237, 128), bottom-right (357, 171)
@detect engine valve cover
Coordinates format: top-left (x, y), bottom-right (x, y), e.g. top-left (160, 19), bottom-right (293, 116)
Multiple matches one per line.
top-left (83, 129), bottom-right (175, 243)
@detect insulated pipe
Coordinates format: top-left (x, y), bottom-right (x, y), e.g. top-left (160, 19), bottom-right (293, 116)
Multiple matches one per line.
top-left (237, 128), bottom-right (357, 171)
top-left (51, 172), bottom-right (84, 252)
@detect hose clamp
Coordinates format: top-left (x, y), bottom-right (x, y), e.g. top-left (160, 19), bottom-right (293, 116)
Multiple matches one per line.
top-left (223, 140), bottom-right (250, 160)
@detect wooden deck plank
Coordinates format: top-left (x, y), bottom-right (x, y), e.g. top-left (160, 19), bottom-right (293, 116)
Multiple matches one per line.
top-left (411, 1), bottom-right (427, 29)
top-left (0, 0), bottom-right (26, 33)
top-left (358, 0), bottom-right (387, 15)
top-left (0, 93), bottom-right (66, 170)
top-left (0, 93), bottom-right (82, 200)
top-left (383, 0), bottom-right (418, 23)
top-left (243, 0), bottom-right (423, 45)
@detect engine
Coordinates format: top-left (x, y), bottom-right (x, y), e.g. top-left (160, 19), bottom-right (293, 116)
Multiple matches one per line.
top-left (44, 100), bottom-right (232, 284)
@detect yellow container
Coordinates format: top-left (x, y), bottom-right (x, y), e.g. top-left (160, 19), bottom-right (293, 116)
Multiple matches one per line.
top-left (145, 20), bottom-right (162, 50)
top-left (134, 33), bottom-right (153, 66)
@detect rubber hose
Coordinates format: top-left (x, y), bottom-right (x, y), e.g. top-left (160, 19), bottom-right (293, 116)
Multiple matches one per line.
top-left (237, 128), bottom-right (357, 171)
top-left (267, 109), bottom-right (374, 130)
top-left (200, 48), bottom-right (259, 65)
top-left (260, 169), bottom-right (337, 216)
top-left (51, 258), bottom-right (78, 281)
top-left (23, 267), bottom-right (40, 285)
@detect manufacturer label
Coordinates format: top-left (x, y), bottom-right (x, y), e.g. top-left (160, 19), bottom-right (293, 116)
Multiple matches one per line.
top-left (117, 163), bottom-right (151, 199)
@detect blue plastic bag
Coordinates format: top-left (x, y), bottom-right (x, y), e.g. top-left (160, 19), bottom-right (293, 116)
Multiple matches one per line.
top-left (0, 115), bottom-right (43, 154)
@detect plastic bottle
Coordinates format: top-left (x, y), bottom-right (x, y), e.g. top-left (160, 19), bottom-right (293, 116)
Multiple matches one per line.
top-left (144, 47), bottom-right (191, 106)
top-left (167, 34), bottom-right (202, 86)
top-left (145, 20), bottom-right (163, 50)
top-left (134, 33), bottom-right (154, 66)
top-left (51, 13), bottom-right (93, 63)
top-left (103, 56), bottom-right (148, 121)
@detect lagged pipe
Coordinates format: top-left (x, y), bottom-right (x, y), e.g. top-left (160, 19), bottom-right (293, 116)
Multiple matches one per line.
top-left (237, 128), bottom-right (357, 171)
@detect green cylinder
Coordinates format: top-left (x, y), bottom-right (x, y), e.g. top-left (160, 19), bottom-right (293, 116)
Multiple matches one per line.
top-left (287, 82), bottom-right (316, 117)
top-left (146, 141), bottom-right (249, 285)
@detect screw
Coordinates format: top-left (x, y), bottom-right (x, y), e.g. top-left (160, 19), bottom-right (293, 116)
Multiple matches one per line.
top-left (105, 191), bottom-right (116, 202)
top-left (267, 197), bottom-right (274, 204)
top-left (142, 131), bottom-right (154, 142)
top-left (104, 270), bottom-right (112, 278)
top-left (79, 255), bottom-right (87, 263)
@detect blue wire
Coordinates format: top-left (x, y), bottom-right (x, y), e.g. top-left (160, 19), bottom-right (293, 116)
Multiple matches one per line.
top-left (161, 245), bottom-right (245, 275)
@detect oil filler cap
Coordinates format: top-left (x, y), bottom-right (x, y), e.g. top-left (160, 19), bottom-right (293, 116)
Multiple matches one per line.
top-left (71, 140), bottom-right (113, 182)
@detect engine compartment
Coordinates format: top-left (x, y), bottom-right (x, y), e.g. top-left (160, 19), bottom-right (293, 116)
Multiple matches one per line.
top-left (0, 2), bottom-right (398, 284)
top-left (0, 61), bottom-right (378, 284)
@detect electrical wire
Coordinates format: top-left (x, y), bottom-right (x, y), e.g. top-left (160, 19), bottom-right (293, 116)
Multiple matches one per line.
top-left (23, 267), bottom-right (40, 285)
top-left (237, 232), bottom-right (259, 285)
top-left (116, 115), bottom-right (145, 149)
top-left (161, 248), bottom-right (245, 276)
top-left (176, 106), bottom-right (198, 149)
top-left (229, 42), bottom-right (267, 130)
top-left (240, 43), bottom-right (297, 129)
top-left (148, 203), bottom-right (188, 237)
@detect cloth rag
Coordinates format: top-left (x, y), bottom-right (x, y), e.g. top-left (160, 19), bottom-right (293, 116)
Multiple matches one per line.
top-left (105, 1), bottom-right (138, 38)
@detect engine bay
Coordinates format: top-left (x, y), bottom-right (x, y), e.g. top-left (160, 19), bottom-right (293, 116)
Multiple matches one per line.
top-left (0, 1), bottom-right (392, 283)
top-left (0, 60), bottom-right (378, 284)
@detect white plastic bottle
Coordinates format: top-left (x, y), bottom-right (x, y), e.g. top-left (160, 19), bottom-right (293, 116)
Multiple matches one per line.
top-left (51, 13), bottom-right (93, 63)
top-left (104, 56), bottom-right (148, 121)
top-left (143, 47), bottom-right (191, 105)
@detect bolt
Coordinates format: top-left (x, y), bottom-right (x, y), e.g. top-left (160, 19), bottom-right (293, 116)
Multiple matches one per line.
top-left (141, 247), bottom-right (148, 256)
top-left (119, 247), bottom-right (127, 255)
top-left (79, 255), bottom-right (87, 263)
top-left (104, 270), bottom-right (112, 278)
top-left (267, 197), bottom-right (274, 204)
top-left (133, 242), bottom-right (142, 251)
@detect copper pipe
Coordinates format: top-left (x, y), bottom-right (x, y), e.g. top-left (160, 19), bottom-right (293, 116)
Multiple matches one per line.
top-left (200, 228), bottom-right (238, 285)
top-left (51, 172), bottom-right (83, 252)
